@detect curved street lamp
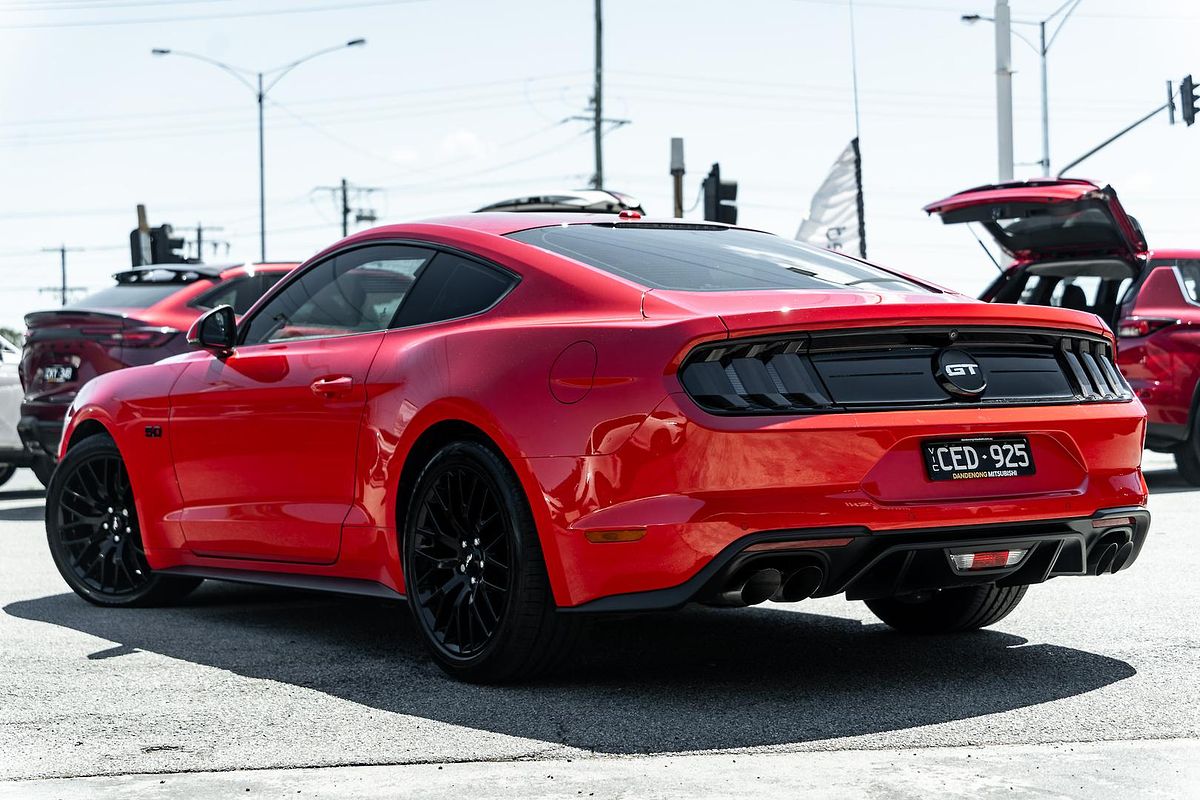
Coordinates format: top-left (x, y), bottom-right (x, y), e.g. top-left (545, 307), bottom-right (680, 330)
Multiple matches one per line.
top-left (152, 39), bottom-right (367, 261)
top-left (962, 1), bottom-right (1081, 176)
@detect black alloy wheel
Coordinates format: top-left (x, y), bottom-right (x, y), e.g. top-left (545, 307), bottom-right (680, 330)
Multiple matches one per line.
top-left (46, 435), bottom-right (201, 607)
top-left (402, 441), bottom-right (579, 682)
top-left (408, 459), bottom-right (513, 657)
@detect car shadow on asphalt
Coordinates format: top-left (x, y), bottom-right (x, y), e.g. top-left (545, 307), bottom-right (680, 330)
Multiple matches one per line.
top-left (4, 582), bottom-right (1137, 754)
top-left (1145, 468), bottom-right (1197, 495)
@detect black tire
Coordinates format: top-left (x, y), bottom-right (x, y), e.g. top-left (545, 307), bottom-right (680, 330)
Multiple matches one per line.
top-left (402, 440), bottom-right (579, 683)
top-left (1174, 437), bottom-right (1200, 487)
top-left (0, 463), bottom-right (16, 488)
top-left (865, 584), bottom-right (1028, 634)
top-left (46, 434), bottom-right (202, 607)
top-left (31, 455), bottom-right (55, 487)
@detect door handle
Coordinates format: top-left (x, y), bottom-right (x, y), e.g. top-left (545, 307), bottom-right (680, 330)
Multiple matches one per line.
top-left (310, 375), bottom-right (354, 397)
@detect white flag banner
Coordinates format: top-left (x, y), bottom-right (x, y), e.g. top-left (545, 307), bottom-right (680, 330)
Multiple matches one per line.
top-left (795, 138), bottom-right (864, 257)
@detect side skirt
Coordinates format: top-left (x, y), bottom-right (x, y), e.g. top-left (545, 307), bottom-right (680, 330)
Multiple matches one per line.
top-left (156, 566), bottom-right (405, 601)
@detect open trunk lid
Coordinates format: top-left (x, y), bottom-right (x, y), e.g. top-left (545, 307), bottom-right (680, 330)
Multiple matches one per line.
top-left (923, 179), bottom-right (1146, 262)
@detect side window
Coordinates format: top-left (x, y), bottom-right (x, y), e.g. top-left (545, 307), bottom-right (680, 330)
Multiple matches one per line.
top-left (394, 252), bottom-right (516, 328)
top-left (191, 277), bottom-right (246, 313)
top-left (191, 273), bottom-right (288, 315)
top-left (242, 245), bottom-right (433, 344)
top-left (1177, 261), bottom-right (1200, 303)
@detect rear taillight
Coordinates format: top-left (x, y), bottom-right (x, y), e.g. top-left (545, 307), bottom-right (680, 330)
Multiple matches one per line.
top-left (117, 327), bottom-right (180, 348)
top-left (949, 549), bottom-right (1027, 571)
top-left (1117, 317), bottom-right (1178, 338)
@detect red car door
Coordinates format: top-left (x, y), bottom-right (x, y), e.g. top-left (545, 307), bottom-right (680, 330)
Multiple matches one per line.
top-left (169, 244), bottom-right (434, 564)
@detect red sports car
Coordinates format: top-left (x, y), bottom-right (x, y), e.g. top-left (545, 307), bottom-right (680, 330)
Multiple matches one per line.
top-left (925, 179), bottom-right (1200, 484)
top-left (46, 214), bottom-right (1150, 682)
top-left (19, 262), bottom-right (294, 483)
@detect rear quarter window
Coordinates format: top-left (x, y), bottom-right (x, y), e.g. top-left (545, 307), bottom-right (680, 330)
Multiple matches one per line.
top-left (1177, 261), bottom-right (1200, 303)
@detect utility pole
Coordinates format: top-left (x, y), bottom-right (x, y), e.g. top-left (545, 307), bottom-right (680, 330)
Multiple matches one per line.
top-left (40, 245), bottom-right (85, 307)
top-left (340, 177), bottom-right (350, 237)
top-left (182, 222), bottom-right (225, 261)
top-left (566, 0), bottom-right (628, 189)
top-left (669, 138), bottom-right (685, 218)
top-left (995, 0), bottom-right (1014, 181)
top-left (316, 178), bottom-right (379, 237)
top-left (592, 0), bottom-right (603, 189)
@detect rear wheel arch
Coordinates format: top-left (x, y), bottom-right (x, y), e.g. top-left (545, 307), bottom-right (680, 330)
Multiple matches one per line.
top-left (395, 419), bottom-right (502, 534)
top-left (392, 416), bottom-right (569, 605)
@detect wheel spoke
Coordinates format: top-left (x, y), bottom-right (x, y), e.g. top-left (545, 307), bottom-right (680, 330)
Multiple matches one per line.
top-left (408, 458), bottom-right (515, 658)
top-left (53, 453), bottom-right (152, 597)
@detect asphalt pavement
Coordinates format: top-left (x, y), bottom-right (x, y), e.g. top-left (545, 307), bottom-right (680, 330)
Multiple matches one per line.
top-left (1, 454), bottom-right (1197, 798)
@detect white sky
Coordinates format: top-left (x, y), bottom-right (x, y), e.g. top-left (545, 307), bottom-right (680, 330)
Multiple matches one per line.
top-left (1, 0), bottom-right (1198, 329)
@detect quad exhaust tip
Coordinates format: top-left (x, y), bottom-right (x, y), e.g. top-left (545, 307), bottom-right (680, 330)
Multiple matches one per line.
top-left (713, 568), bottom-right (782, 607)
top-left (709, 563), bottom-right (826, 607)
top-left (1088, 529), bottom-right (1134, 576)
top-left (773, 564), bottom-right (825, 603)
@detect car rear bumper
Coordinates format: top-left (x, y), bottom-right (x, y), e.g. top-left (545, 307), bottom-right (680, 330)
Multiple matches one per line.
top-left (526, 394), bottom-right (1149, 608)
top-left (560, 507), bottom-right (1149, 612)
top-left (18, 408), bottom-right (65, 460)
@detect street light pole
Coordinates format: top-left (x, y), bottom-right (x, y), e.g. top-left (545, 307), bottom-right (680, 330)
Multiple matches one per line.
top-left (994, 0), bottom-right (1014, 181)
top-left (257, 71), bottom-right (266, 262)
top-left (1039, 21), bottom-right (1049, 176)
top-left (964, 0), bottom-right (1081, 178)
top-left (152, 40), bottom-right (366, 262)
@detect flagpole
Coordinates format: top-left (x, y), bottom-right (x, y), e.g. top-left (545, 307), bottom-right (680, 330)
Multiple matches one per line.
top-left (848, 0), bottom-right (867, 259)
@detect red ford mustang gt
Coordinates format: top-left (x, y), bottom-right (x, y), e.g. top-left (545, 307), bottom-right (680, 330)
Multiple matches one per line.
top-left (47, 214), bottom-right (1150, 682)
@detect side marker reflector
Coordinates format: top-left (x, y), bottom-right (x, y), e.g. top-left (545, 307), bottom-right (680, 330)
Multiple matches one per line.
top-left (585, 528), bottom-right (647, 544)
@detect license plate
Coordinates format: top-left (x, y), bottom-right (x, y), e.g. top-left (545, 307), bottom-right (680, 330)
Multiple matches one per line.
top-left (42, 365), bottom-right (75, 384)
top-left (922, 437), bottom-right (1035, 481)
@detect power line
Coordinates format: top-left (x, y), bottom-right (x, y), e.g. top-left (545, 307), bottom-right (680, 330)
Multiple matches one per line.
top-left (0, 0), bottom-right (436, 29)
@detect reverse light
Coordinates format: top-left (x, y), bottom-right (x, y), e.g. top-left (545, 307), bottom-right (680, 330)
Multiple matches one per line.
top-left (950, 549), bottom-right (1027, 571)
top-left (1117, 317), bottom-right (1178, 338)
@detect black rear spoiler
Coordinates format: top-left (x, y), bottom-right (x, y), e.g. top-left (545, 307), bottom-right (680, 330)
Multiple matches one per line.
top-left (114, 265), bottom-right (227, 283)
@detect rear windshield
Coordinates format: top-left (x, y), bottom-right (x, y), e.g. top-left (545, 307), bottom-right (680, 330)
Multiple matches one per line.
top-left (507, 224), bottom-right (930, 293)
top-left (71, 283), bottom-right (194, 310)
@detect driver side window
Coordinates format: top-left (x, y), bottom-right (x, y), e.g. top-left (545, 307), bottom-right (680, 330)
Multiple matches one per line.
top-left (242, 245), bottom-right (433, 345)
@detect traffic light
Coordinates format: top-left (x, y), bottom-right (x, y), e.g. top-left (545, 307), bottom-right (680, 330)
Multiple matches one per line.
top-left (149, 224), bottom-right (188, 264)
top-left (1182, 74), bottom-right (1197, 126)
top-left (702, 163), bottom-right (738, 224)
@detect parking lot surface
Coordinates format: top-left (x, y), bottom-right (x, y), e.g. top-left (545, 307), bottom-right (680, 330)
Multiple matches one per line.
top-left (1, 454), bottom-right (1197, 798)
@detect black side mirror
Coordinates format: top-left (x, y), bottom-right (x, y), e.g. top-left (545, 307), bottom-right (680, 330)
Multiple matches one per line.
top-left (187, 305), bottom-right (236, 354)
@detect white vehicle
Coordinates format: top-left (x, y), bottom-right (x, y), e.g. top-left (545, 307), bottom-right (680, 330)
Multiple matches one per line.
top-left (0, 335), bottom-right (24, 487)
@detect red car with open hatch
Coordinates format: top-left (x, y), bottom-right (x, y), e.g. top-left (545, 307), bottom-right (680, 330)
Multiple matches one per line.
top-left (46, 213), bottom-right (1150, 682)
top-left (925, 178), bottom-right (1200, 484)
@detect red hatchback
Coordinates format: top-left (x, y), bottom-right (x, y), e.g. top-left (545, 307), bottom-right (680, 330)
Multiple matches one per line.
top-left (925, 179), bottom-right (1200, 484)
top-left (19, 262), bottom-right (295, 482)
top-left (46, 215), bottom-right (1148, 682)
